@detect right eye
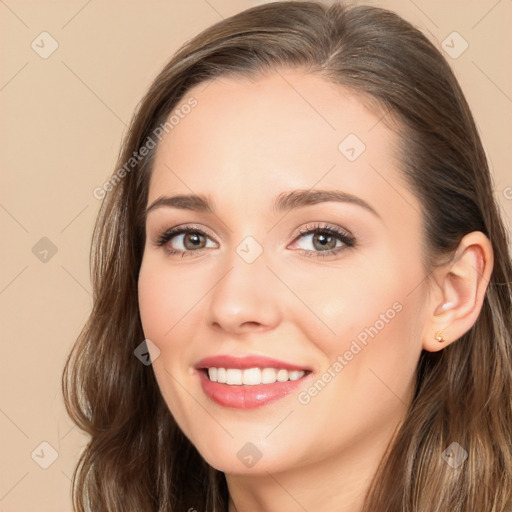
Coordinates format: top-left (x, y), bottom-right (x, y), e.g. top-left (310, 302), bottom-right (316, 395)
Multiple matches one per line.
top-left (155, 226), bottom-right (217, 257)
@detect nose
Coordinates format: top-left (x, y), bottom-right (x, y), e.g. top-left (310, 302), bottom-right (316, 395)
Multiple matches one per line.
top-left (206, 249), bottom-right (283, 335)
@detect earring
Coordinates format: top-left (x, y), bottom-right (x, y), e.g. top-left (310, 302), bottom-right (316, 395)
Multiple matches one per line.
top-left (434, 330), bottom-right (445, 343)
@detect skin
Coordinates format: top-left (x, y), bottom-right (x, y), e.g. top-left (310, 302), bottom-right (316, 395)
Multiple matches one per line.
top-left (137, 69), bottom-right (492, 512)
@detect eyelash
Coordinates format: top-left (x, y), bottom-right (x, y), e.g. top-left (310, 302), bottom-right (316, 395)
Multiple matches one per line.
top-left (154, 223), bottom-right (356, 259)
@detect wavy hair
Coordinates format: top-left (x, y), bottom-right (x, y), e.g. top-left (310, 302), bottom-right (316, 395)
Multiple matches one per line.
top-left (62, 2), bottom-right (512, 510)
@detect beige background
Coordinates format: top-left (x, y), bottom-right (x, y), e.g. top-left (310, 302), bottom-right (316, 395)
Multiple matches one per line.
top-left (1, 0), bottom-right (511, 509)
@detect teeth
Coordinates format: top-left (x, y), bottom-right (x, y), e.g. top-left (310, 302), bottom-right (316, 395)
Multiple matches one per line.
top-left (226, 369), bottom-right (242, 385)
top-left (243, 367), bottom-right (261, 385)
top-left (207, 367), bottom-right (305, 385)
top-left (262, 367), bottom-right (277, 384)
top-left (217, 367), bottom-right (226, 383)
top-left (276, 369), bottom-right (288, 382)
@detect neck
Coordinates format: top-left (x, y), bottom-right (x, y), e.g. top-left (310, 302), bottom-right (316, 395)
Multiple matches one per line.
top-left (226, 418), bottom-right (401, 512)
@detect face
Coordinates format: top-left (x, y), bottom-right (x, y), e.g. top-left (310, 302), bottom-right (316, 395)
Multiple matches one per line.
top-left (138, 69), bottom-right (430, 475)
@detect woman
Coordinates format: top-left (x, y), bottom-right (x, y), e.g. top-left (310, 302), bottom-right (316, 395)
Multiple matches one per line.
top-left (62, 1), bottom-right (512, 511)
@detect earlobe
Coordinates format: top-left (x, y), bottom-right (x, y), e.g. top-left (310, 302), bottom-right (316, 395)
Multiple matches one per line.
top-left (434, 330), bottom-right (445, 343)
top-left (422, 231), bottom-right (494, 353)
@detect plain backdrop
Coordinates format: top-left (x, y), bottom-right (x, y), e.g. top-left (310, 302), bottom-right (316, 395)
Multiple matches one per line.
top-left (1, 0), bottom-right (511, 509)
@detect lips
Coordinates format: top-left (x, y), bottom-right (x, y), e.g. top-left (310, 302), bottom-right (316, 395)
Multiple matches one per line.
top-left (195, 354), bottom-right (312, 409)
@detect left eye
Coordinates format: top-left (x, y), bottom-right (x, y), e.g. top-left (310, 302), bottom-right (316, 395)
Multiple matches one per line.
top-left (290, 225), bottom-right (355, 256)
top-left (293, 230), bottom-right (343, 252)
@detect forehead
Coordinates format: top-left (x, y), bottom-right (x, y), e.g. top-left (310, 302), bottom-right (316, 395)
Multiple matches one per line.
top-left (148, 70), bottom-right (417, 219)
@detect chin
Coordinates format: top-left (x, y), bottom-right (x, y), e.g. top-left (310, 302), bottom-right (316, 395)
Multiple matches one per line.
top-left (193, 437), bottom-right (292, 475)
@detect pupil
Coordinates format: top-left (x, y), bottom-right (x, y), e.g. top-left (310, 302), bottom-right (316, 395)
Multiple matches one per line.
top-left (186, 233), bottom-right (203, 248)
top-left (315, 233), bottom-right (334, 249)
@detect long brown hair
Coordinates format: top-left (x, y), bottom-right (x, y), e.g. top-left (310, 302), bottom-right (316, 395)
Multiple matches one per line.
top-left (62, 2), bottom-right (512, 510)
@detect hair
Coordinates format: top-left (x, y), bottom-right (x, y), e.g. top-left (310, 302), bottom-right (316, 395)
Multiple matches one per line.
top-left (62, 1), bottom-right (512, 511)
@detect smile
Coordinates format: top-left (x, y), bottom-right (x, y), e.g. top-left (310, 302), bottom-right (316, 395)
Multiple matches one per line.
top-left (195, 355), bottom-right (312, 409)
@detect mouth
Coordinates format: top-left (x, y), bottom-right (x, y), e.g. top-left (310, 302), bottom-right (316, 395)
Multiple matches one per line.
top-left (195, 355), bottom-right (313, 409)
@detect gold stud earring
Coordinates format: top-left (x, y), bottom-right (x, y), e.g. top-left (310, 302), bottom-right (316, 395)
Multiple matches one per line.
top-left (434, 330), bottom-right (445, 343)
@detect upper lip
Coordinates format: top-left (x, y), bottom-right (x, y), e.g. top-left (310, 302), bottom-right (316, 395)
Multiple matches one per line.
top-left (195, 355), bottom-right (312, 372)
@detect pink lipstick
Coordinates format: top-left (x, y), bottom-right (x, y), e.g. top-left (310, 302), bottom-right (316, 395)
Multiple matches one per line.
top-left (195, 355), bottom-right (312, 409)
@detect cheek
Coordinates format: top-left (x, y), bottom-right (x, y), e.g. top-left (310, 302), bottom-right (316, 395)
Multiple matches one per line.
top-left (137, 256), bottom-right (202, 432)
top-left (292, 249), bottom-right (425, 382)
top-left (292, 274), bottom-right (423, 438)
top-left (137, 256), bottom-right (203, 344)
top-left (287, 259), bottom-right (406, 351)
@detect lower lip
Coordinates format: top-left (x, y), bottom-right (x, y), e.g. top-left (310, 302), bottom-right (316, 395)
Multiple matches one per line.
top-left (198, 370), bottom-right (308, 409)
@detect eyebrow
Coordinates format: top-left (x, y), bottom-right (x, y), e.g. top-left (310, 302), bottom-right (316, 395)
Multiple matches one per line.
top-left (146, 189), bottom-right (380, 218)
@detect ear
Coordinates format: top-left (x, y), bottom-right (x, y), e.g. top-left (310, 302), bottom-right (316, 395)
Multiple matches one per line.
top-left (423, 231), bottom-right (494, 352)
